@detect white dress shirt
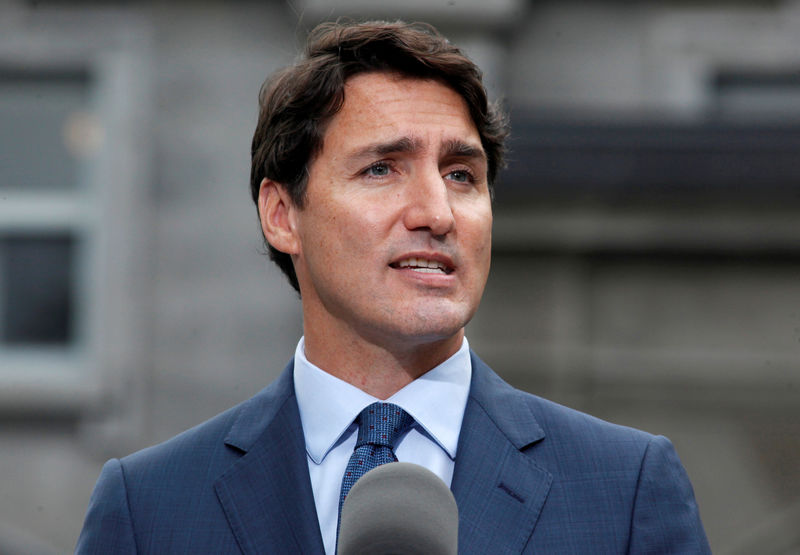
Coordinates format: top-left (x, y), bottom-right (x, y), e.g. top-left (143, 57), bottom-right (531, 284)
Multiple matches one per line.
top-left (293, 336), bottom-right (472, 555)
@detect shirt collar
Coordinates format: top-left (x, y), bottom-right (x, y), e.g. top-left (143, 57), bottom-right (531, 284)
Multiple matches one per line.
top-left (293, 337), bottom-right (472, 465)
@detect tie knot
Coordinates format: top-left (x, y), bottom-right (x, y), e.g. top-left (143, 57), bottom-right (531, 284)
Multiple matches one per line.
top-left (355, 402), bottom-right (414, 449)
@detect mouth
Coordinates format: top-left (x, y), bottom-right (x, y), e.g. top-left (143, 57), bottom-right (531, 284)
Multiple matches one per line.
top-left (390, 256), bottom-right (454, 275)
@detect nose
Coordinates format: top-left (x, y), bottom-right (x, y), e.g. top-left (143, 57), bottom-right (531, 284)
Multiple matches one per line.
top-left (402, 169), bottom-right (456, 237)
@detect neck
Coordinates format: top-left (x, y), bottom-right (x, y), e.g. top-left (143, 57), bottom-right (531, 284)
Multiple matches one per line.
top-left (302, 327), bottom-right (464, 400)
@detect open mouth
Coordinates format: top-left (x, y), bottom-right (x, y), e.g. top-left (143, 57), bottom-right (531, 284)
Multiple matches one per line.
top-left (390, 257), bottom-right (454, 275)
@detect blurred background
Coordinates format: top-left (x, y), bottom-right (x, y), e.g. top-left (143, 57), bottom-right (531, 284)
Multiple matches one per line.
top-left (1, 0), bottom-right (799, 552)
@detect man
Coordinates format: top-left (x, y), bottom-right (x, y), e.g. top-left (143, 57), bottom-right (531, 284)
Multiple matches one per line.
top-left (77, 20), bottom-right (710, 554)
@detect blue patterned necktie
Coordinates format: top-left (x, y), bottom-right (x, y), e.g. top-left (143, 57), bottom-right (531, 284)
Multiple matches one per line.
top-left (338, 402), bottom-right (415, 520)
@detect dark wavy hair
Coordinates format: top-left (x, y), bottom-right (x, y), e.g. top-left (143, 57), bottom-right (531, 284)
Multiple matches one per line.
top-left (250, 20), bottom-right (509, 292)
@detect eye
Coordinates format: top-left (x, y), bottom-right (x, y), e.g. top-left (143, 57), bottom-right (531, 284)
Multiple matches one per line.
top-left (446, 169), bottom-right (474, 183)
top-left (364, 162), bottom-right (391, 177)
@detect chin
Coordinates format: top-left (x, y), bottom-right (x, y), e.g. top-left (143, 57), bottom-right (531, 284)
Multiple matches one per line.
top-left (383, 310), bottom-right (472, 345)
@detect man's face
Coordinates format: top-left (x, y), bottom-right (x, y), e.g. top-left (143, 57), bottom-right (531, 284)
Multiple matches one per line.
top-left (289, 71), bottom-right (492, 353)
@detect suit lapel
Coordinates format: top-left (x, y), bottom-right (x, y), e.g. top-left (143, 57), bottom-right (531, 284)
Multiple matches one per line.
top-left (214, 363), bottom-right (325, 554)
top-left (451, 353), bottom-right (552, 554)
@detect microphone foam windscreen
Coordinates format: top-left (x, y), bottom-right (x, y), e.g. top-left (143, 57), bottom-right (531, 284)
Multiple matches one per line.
top-left (337, 462), bottom-right (458, 555)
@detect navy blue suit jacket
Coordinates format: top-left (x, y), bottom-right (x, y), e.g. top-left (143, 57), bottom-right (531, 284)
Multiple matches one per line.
top-left (76, 352), bottom-right (710, 553)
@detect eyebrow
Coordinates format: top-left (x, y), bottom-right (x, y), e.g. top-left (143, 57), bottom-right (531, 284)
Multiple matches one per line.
top-left (350, 137), bottom-right (418, 158)
top-left (441, 138), bottom-right (486, 162)
top-left (348, 136), bottom-right (486, 162)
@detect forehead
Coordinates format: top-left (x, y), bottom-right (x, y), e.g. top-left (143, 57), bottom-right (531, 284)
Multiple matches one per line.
top-left (320, 72), bottom-right (481, 152)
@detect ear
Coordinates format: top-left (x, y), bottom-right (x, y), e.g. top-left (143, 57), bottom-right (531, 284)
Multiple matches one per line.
top-left (258, 178), bottom-right (301, 255)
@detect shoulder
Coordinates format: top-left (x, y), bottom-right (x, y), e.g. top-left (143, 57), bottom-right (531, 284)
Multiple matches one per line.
top-left (466, 352), bottom-right (710, 552)
top-left (76, 400), bottom-right (253, 554)
top-left (76, 362), bottom-right (300, 553)
top-left (119, 360), bottom-right (296, 485)
top-left (121, 402), bottom-right (243, 480)
top-left (468, 351), bottom-right (655, 469)
top-left (529, 390), bottom-right (654, 453)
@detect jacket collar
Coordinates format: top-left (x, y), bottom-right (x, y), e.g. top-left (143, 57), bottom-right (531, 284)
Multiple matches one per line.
top-left (451, 352), bottom-right (552, 554)
top-left (214, 361), bottom-right (326, 554)
top-left (213, 353), bottom-right (553, 554)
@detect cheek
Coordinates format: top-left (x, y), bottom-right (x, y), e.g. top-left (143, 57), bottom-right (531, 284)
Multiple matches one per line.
top-left (338, 195), bottom-right (395, 235)
top-left (320, 205), bottom-right (386, 260)
top-left (463, 207), bottom-right (493, 258)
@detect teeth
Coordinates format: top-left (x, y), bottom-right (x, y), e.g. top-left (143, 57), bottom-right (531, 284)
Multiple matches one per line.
top-left (396, 257), bottom-right (448, 273)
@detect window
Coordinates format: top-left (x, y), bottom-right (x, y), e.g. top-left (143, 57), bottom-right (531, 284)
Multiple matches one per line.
top-left (0, 23), bottom-right (150, 413)
top-left (0, 68), bottom-right (90, 352)
top-left (0, 234), bottom-right (76, 345)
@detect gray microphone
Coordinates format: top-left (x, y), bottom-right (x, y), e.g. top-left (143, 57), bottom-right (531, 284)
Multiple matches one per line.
top-left (337, 462), bottom-right (458, 555)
